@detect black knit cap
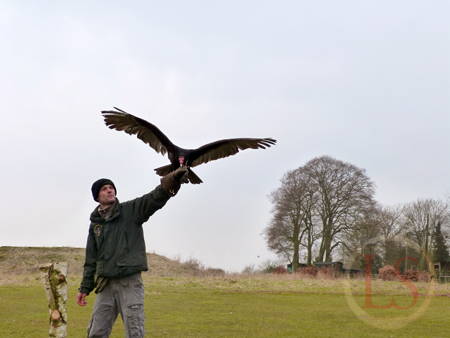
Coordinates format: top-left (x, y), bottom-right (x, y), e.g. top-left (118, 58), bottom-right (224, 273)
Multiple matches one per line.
top-left (91, 178), bottom-right (117, 202)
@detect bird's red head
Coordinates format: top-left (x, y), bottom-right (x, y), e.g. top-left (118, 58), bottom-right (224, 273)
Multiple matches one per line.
top-left (179, 156), bottom-right (185, 166)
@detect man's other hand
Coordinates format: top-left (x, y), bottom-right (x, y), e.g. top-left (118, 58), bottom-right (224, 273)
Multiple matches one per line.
top-left (77, 292), bottom-right (88, 306)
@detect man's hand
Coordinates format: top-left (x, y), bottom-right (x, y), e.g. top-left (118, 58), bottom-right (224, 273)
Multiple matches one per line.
top-left (161, 167), bottom-right (188, 196)
top-left (173, 166), bottom-right (189, 183)
top-left (77, 292), bottom-right (88, 306)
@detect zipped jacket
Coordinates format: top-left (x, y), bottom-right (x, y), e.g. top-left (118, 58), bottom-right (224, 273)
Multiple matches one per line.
top-left (79, 184), bottom-right (170, 295)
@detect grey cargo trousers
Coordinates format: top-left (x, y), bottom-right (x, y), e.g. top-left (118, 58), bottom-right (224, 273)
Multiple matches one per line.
top-left (87, 273), bottom-right (145, 338)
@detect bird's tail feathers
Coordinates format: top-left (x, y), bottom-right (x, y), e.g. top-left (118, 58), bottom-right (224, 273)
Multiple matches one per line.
top-left (154, 164), bottom-right (203, 184)
top-left (188, 168), bottom-right (203, 184)
top-left (154, 164), bottom-right (172, 176)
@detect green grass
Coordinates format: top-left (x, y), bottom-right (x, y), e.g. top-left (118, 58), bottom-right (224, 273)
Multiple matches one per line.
top-left (0, 276), bottom-right (449, 337)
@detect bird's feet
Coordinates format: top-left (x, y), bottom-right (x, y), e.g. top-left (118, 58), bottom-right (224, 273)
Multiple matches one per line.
top-left (180, 165), bottom-right (189, 184)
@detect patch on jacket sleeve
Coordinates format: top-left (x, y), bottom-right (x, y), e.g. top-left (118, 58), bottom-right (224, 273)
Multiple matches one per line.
top-left (94, 224), bottom-right (102, 236)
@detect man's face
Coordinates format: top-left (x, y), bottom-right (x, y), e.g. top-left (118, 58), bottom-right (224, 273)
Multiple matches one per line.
top-left (97, 184), bottom-right (116, 206)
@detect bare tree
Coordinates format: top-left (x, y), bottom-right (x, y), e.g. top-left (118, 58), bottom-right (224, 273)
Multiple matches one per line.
top-left (376, 205), bottom-right (407, 266)
top-left (340, 205), bottom-right (381, 262)
top-left (303, 156), bottom-right (376, 262)
top-left (264, 168), bottom-right (318, 270)
top-left (378, 204), bottom-right (406, 238)
top-left (264, 155), bottom-right (376, 268)
top-left (403, 198), bottom-right (450, 257)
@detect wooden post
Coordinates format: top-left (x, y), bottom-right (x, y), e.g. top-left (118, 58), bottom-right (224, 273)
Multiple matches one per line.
top-left (40, 262), bottom-right (68, 338)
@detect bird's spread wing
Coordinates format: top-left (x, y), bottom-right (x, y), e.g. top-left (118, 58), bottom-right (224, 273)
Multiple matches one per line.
top-left (101, 107), bottom-right (174, 157)
top-left (189, 138), bottom-right (276, 168)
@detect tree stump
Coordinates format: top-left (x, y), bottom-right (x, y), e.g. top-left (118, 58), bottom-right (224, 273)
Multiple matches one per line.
top-left (40, 262), bottom-right (68, 337)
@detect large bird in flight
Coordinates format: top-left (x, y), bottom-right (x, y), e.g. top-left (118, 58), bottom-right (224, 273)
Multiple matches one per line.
top-left (101, 107), bottom-right (276, 184)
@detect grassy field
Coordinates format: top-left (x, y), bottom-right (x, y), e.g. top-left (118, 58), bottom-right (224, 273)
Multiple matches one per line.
top-left (0, 274), bottom-right (449, 337)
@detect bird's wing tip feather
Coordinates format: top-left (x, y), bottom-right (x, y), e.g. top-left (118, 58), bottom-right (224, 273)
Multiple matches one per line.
top-left (113, 107), bottom-right (128, 113)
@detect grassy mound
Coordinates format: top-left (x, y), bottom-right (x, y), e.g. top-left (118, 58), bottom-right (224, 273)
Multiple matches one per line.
top-left (0, 246), bottom-right (221, 285)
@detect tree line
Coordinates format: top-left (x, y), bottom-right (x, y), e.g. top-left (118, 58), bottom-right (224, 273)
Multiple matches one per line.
top-left (264, 155), bottom-right (450, 272)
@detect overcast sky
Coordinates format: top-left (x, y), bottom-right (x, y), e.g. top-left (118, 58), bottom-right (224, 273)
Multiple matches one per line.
top-left (1, 1), bottom-right (449, 272)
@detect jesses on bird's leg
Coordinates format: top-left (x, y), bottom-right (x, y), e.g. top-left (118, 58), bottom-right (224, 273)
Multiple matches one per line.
top-left (177, 158), bottom-right (189, 184)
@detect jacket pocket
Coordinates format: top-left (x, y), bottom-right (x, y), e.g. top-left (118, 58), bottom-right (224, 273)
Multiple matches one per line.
top-left (116, 259), bottom-right (141, 267)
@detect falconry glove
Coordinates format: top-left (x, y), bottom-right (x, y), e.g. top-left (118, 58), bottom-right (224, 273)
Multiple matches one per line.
top-left (161, 166), bottom-right (188, 197)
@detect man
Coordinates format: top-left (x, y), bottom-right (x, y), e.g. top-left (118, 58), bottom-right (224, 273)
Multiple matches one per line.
top-left (77, 167), bottom-right (187, 337)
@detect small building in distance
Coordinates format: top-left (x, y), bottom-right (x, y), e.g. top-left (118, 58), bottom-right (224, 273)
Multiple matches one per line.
top-left (434, 261), bottom-right (450, 283)
top-left (286, 263), bottom-right (307, 273)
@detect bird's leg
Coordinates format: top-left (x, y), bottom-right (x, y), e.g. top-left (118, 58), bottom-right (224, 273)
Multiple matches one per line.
top-left (178, 156), bottom-right (189, 184)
